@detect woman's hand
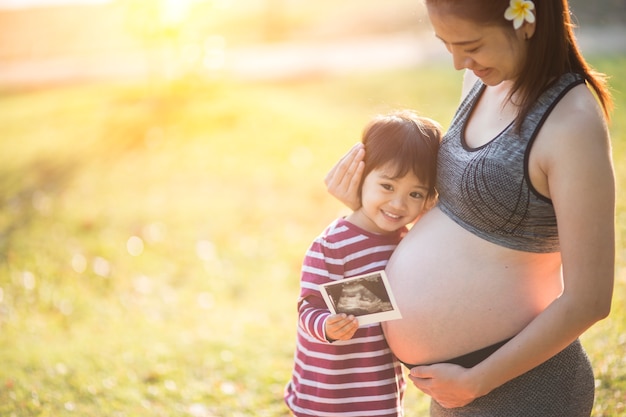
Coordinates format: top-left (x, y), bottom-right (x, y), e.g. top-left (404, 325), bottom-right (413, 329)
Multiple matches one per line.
top-left (409, 363), bottom-right (482, 409)
top-left (324, 143), bottom-right (365, 211)
top-left (325, 314), bottom-right (359, 341)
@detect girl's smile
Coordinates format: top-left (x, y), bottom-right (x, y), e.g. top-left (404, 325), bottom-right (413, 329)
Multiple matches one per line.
top-left (347, 163), bottom-right (429, 234)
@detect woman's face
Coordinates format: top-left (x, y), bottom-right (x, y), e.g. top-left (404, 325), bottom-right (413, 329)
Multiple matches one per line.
top-left (427, 5), bottom-right (527, 85)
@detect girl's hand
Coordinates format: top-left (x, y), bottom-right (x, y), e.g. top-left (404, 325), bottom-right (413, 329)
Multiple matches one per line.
top-left (324, 143), bottom-right (365, 211)
top-left (409, 363), bottom-right (481, 409)
top-left (325, 314), bottom-right (359, 341)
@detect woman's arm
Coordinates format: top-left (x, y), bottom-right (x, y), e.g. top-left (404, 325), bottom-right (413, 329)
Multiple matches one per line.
top-left (409, 85), bottom-right (615, 408)
top-left (473, 83), bottom-right (614, 396)
top-left (325, 143), bottom-right (365, 211)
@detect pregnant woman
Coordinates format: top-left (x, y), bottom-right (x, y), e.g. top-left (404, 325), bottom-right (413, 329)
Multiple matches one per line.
top-left (326, 0), bottom-right (615, 415)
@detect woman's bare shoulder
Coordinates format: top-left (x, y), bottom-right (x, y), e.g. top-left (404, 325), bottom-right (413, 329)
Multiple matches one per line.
top-left (531, 82), bottom-right (613, 201)
top-left (542, 83), bottom-right (609, 147)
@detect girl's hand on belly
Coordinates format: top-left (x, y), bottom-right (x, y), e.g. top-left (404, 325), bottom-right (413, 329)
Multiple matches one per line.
top-left (408, 363), bottom-right (481, 408)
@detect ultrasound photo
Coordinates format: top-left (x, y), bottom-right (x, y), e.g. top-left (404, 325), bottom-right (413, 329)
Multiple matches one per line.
top-left (320, 271), bottom-right (402, 325)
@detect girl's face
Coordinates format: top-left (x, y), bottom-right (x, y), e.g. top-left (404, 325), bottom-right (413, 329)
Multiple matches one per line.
top-left (427, 5), bottom-right (528, 85)
top-left (348, 163), bottom-right (429, 234)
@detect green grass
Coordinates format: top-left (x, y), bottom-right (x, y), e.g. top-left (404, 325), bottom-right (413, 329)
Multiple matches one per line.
top-left (0, 56), bottom-right (624, 417)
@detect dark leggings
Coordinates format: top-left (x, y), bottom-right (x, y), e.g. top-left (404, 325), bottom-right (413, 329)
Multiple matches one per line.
top-left (429, 339), bottom-right (594, 417)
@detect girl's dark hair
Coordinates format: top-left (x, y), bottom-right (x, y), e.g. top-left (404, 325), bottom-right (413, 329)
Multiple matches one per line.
top-left (424, 0), bottom-right (613, 129)
top-left (359, 110), bottom-right (442, 205)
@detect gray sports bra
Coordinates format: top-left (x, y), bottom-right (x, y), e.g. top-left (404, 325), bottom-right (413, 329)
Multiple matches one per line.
top-left (437, 73), bottom-right (585, 253)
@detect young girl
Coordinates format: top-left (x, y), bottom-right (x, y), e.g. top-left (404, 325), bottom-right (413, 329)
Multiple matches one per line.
top-left (284, 110), bottom-right (442, 417)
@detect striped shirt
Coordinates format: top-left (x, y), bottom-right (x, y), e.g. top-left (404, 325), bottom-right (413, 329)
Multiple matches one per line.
top-left (285, 218), bottom-right (406, 417)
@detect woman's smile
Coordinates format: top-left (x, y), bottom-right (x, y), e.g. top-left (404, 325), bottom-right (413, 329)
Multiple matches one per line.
top-left (472, 67), bottom-right (492, 79)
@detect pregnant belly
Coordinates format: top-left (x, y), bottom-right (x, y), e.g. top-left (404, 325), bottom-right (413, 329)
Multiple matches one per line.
top-left (382, 208), bottom-right (562, 365)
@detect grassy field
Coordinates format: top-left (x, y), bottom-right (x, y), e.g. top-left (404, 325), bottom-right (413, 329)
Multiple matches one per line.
top-left (0, 55), bottom-right (625, 417)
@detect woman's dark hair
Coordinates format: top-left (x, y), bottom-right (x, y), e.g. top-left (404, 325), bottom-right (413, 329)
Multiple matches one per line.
top-left (424, 0), bottom-right (613, 129)
top-left (359, 110), bottom-right (442, 205)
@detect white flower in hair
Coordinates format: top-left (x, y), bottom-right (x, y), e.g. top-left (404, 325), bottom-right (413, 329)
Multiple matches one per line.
top-left (504, 0), bottom-right (535, 30)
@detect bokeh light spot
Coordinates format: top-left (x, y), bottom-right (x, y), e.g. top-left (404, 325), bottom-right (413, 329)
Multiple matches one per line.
top-left (22, 271), bottom-right (36, 290)
top-left (58, 299), bottom-right (74, 316)
top-left (143, 222), bottom-right (166, 244)
top-left (93, 257), bottom-right (111, 278)
top-left (220, 350), bottom-right (233, 362)
top-left (164, 379), bottom-right (177, 391)
top-left (71, 253), bottom-right (87, 273)
top-left (188, 403), bottom-right (210, 417)
top-left (132, 275), bottom-right (153, 295)
top-left (55, 363), bottom-right (68, 375)
top-left (127, 235), bottom-right (145, 256)
top-left (196, 292), bottom-right (214, 310)
top-left (196, 240), bottom-right (217, 262)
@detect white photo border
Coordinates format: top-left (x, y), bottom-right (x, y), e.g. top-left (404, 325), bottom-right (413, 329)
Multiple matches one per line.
top-left (319, 270), bottom-right (402, 326)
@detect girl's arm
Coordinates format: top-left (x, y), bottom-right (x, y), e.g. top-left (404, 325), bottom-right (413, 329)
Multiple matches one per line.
top-left (297, 240), bottom-right (358, 343)
top-left (298, 300), bottom-right (357, 342)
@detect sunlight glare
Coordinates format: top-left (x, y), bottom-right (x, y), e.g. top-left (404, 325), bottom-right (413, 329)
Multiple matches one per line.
top-left (203, 35), bottom-right (226, 71)
top-left (160, 0), bottom-right (192, 26)
top-left (212, 0), bottom-right (231, 10)
top-left (0, 0), bottom-right (109, 7)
